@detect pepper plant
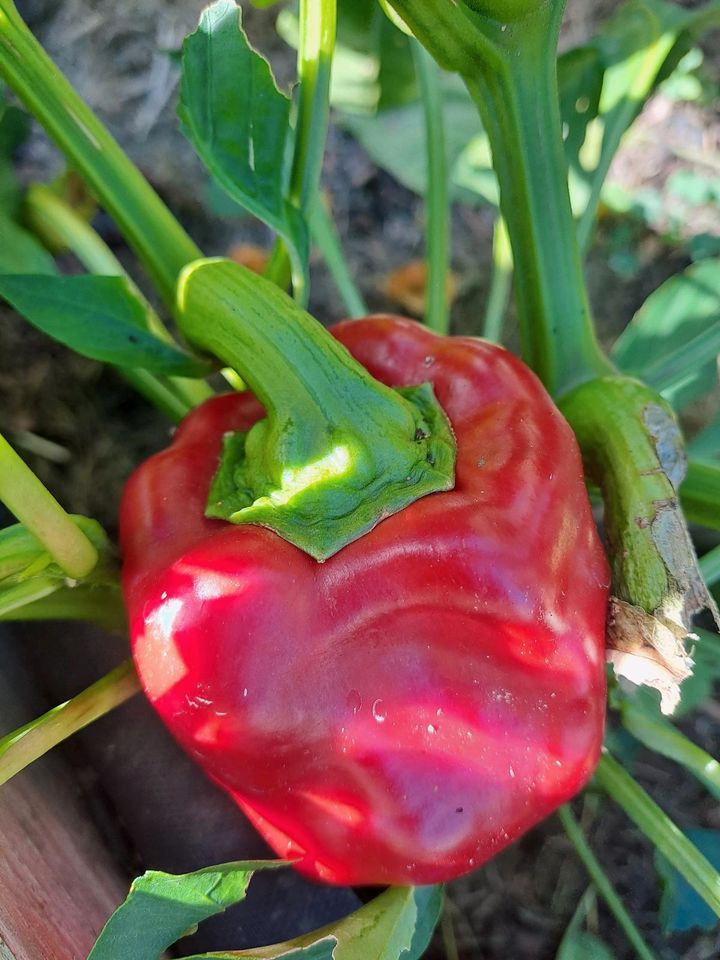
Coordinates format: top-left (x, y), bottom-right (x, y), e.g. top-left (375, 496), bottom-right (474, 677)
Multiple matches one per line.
top-left (0, 0), bottom-right (719, 957)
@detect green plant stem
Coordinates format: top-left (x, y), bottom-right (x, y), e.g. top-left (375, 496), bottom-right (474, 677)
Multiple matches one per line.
top-left (682, 460), bottom-right (720, 530)
top-left (121, 369), bottom-right (193, 423)
top-left (266, 0), bottom-right (337, 301)
top-left (412, 40), bottom-right (450, 335)
top-left (561, 377), bottom-right (688, 616)
top-left (700, 544), bottom-right (720, 588)
top-left (289, 0), bottom-right (336, 214)
top-left (308, 198), bottom-right (367, 318)
top-left (595, 751), bottom-right (720, 918)
top-left (461, 6), bottom-right (612, 395)
top-left (0, 583), bottom-right (127, 631)
top-left (482, 216), bottom-right (512, 342)
top-left (0, 434), bottom-right (98, 578)
top-left (0, 0), bottom-right (201, 307)
top-left (385, 0), bottom-right (488, 72)
top-left (0, 660), bottom-right (140, 786)
top-left (23, 183), bottom-right (212, 412)
top-left (620, 700), bottom-right (720, 800)
top-left (558, 805), bottom-right (656, 960)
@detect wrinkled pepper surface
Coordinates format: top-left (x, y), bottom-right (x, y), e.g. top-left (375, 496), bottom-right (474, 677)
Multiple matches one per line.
top-left (120, 315), bottom-right (609, 886)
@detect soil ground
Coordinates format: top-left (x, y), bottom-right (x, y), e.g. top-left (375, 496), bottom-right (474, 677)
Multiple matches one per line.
top-left (2, 1), bottom-right (720, 958)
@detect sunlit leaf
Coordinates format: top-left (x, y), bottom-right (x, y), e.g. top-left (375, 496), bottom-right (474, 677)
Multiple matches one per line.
top-left (611, 258), bottom-right (720, 410)
top-left (0, 274), bottom-right (212, 375)
top-left (657, 828), bottom-right (720, 933)
top-left (88, 861), bottom-right (285, 960)
top-left (572, 0), bottom-right (720, 247)
top-left (179, 0), bottom-right (307, 284)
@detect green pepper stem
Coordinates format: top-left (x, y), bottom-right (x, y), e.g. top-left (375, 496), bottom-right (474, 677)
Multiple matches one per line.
top-left (0, 0), bottom-right (201, 307)
top-left (461, 5), bottom-right (611, 395)
top-left (558, 805), bottom-right (657, 960)
top-left (0, 434), bottom-right (98, 579)
top-left (0, 660), bottom-right (140, 786)
top-left (560, 377), bottom-right (697, 618)
top-left (385, 0), bottom-right (489, 72)
top-left (412, 41), bottom-right (450, 335)
top-left (177, 258), bottom-right (455, 561)
top-left (595, 751), bottom-right (720, 919)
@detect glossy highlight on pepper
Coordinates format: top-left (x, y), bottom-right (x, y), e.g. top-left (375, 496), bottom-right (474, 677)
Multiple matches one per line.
top-left (120, 315), bottom-right (610, 886)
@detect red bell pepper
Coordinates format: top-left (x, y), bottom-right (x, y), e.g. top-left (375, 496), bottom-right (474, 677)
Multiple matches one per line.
top-left (120, 287), bottom-right (609, 885)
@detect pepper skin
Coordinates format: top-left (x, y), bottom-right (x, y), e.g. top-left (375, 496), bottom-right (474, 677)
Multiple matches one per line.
top-left (120, 316), bottom-right (610, 886)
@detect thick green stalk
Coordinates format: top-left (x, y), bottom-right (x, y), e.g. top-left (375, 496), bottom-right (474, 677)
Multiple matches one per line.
top-left (562, 376), bottom-right (718, 713)
top-left (412, 41), bottom-right (450, 335)
top-left (558, 806), bottom-right (656, 960)
top-left (562, 377), bottom-right (713, 620)
top-left (0, 434), bottom-right (97, 578)
top-left (0, 660), bottom-right (139, 786)
top-left (177, 258), bottom-right (456, 561)
top-left (461, 4), bottom-right (611, 395)
top-left (0, 0), bottom-right (201, 307)
top-left (385, 0), bottom-right (489, 72)
top-left (23, 184), bottom-right (212, 412)
top-left (595, 752), bottom-right (720, 918)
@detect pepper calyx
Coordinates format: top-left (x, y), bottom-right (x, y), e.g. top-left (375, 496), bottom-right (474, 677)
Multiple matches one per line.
top-left (177, 259), bottom-right (456, 561)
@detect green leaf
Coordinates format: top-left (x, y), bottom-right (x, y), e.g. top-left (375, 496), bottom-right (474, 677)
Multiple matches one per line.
top-left (179, 0), bottom-right (307, 285)
top-left (340, 75), bottom-right (484, 201)
top-left (88, 861), bottom-right (286, 960)
top-left (0, 96), bottom-right (29, 213)
top-left (571, 0), bottom-right (720, 248)
top-left (556, 931), bottom-right (616, 960)
top-left (0, 213), bottom-right (59, 274)
top-left (611, 259), bottom-right (720, 410)
top-left (596, 753), bottom-right (720, 921)
top-left (618, 684), bottom-right (720, 794)
top-left (657, 828), bottom-right (720, 933)
top-left (182, 885), bottom-right (443, 960)
top-left (0, 274), bottom-right (212, 375)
